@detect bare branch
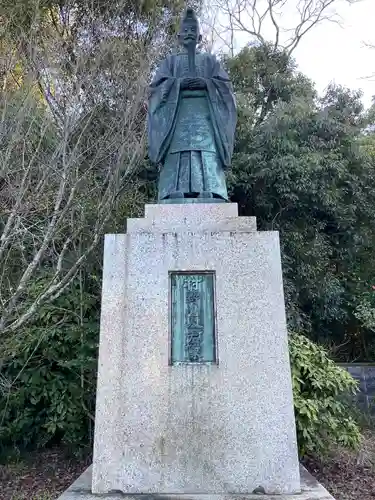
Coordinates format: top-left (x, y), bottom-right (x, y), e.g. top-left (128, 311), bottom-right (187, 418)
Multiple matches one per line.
top-left (205, 0), bottom-right (360, 56)
top-left (0, 0), bottom-right (161, 335)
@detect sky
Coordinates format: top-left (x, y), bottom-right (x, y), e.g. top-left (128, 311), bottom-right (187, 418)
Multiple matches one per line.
top-left (204, 0), bottom-right (375, 108)
top-left (293, 0), bottom-right (375, 108)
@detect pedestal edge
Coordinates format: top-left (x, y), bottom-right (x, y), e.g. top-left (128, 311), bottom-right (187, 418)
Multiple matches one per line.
top-left (57, 466), bottom-right (335, 500)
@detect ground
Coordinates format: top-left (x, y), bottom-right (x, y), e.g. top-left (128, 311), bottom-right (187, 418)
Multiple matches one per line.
top-left (0, 436), bottom-right (374, 500)
top-left (303, 430), bottom-right (375, 500)
top-left (0, 448), bottom-right (91, 500)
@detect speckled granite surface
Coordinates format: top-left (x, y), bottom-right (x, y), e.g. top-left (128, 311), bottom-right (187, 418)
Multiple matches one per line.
top-left (92, 204), bottom-right (300, 495)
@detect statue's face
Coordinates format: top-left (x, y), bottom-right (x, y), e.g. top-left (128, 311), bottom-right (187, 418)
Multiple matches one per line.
top-left (179, 20), bottom-right (201, 48)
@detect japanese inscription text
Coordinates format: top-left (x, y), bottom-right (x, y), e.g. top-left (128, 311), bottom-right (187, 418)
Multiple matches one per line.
top-left (170, 272), bottom-right (216, 364)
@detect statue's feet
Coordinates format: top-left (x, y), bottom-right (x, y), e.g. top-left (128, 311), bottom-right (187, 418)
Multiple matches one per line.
top-left (168, 191), bottom-right (185, 199)
top-left (198, 191), bottom-right (213, 198)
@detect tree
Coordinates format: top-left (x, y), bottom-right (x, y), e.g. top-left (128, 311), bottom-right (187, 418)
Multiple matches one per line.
top-left (203, 0), bottom-right (360, 56)
top-left (226, 45), bottom-right (375, 360)
top-left (0, 0), bottom-right (207, 452)
top-left (225, 43), bottom-right (315, 125)
top-left (0, 0), bottom-right (206, 335)
top-left (1, 0), bottom-right (203, 117)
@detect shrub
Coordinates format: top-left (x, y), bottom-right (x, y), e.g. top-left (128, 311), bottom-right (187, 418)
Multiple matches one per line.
top-left (290, 332), bottom-right (361, 457)
top-left (0, 275), bottom-right (99, 452)
top-left (0, 292), bottom-right (362, 459)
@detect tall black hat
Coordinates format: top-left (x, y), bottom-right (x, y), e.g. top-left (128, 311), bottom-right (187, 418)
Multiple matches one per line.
top-left (180, 8), bottom-right (200, 30)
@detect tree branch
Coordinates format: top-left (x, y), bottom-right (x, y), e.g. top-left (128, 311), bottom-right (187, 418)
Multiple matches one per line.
top-left (207, 0), bottom-right (360, 56)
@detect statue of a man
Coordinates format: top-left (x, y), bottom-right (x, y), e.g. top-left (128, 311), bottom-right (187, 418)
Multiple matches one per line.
top-left (147, 8), bottom-right (237, 203)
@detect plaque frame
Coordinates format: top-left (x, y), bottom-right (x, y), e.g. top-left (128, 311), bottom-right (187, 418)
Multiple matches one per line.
top-left (169, 270), bottom-right (218, 365)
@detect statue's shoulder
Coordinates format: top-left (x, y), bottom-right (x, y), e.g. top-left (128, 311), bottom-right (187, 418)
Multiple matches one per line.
top-left (166, 51), bottom-right (182, 66)
top-left (155, 53), bottom-right (177, 73)
top-left (197, 51), bottom-right (218, 68)
top-left (198, 51), bottom-right (217, 60)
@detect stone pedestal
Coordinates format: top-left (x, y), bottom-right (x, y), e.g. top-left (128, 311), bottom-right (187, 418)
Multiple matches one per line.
top-left (92, 203), bottom-right (300, 495)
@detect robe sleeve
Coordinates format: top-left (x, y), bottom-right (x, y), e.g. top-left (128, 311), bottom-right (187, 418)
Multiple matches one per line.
top-left (206, 57), bottom-right (237, 168)
top-left (147, 55), bottom-right (181, 164)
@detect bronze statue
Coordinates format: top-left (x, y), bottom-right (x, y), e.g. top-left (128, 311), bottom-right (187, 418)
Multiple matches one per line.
top-left (147, 8), bottom-right (237, 203)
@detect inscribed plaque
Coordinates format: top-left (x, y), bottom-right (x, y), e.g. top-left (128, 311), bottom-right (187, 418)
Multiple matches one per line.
top-left (170, 272), bottom-right (216, 364)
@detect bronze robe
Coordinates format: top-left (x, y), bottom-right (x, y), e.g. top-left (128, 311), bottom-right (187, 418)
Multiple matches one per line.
top-left (148, 51), bottom-right (237, 201)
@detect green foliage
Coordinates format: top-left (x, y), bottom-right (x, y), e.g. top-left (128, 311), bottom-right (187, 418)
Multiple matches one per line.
top-left (290, 333), bottom-right (361, 457)
top-left (0, 0), bottom-right (162, 453)
top-left (354, 287), bottom-right (375, 332)
top-left (224, 44), bottom-right (315, 126)
top-left (0, 274), bottom-right (100, 451)
top-left (0, 1), bottom-right (372, 459)
top-left (227, 45), bottom-right (375, 360)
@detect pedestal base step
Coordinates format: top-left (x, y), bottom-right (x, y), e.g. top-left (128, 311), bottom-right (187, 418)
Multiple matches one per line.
top-left (57, 466), bottom-right (335, 500)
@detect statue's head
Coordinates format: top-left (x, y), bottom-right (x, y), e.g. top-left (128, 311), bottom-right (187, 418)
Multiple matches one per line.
top-left (178, 8), bottom-right (202, 48)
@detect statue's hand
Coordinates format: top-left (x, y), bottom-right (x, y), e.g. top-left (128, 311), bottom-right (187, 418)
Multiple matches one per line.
top-left (191, 77), bottom-right (207, 89)
top-left (181, 77), bottom-right (207, 90)
top-left (180, 77), bottom-right (195, 89)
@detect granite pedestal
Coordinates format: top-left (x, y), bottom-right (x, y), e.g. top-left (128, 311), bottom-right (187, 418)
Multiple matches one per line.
top-left (92, 203), bottom-right (300, 495)
top-left (58, 203), bottom-right (336, 500)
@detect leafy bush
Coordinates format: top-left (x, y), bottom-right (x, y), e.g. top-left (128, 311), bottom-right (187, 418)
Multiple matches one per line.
top-left (0, 275), bottom-right (100, 452)
top-left (290, 332), bottom-right (361, 457)
top-left (354, 286), bottom-right (375, 333)
top-left (0, 273), bottom-right (362, 460)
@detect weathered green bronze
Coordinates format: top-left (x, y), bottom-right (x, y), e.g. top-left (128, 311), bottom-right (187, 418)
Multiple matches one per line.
top-left (148, 8), bottom-right (237, 203)
top-left (170, 272), bottom-right (216, 363)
